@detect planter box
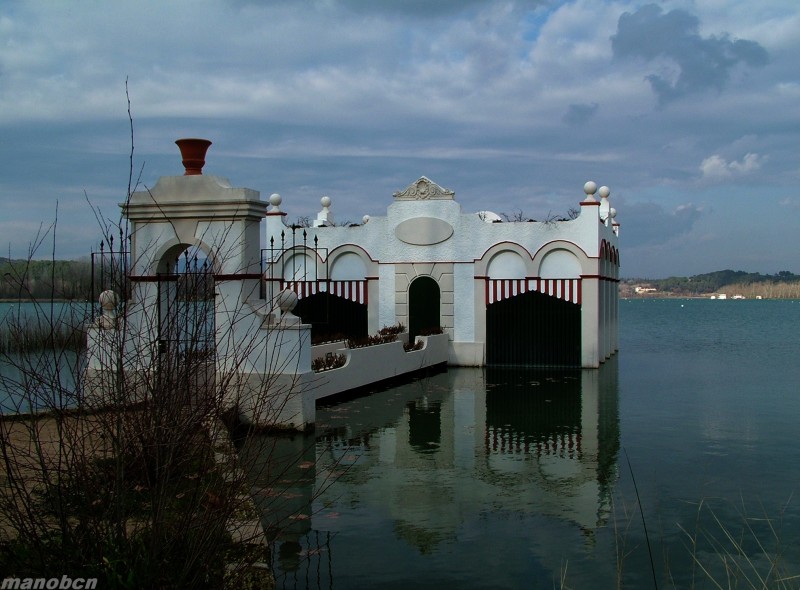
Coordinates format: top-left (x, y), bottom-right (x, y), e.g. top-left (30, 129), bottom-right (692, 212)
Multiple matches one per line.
top-left (311, 340), bottom-right (349, 361)
top-left (311, 333), bottom-right (448, 401)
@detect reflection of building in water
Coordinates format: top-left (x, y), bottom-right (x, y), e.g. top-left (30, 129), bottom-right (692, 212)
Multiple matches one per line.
top-left (238, 431), bottom-right (318, 573)
top-left (480, 366), bottom-right (619, 534)
top-left (315, 362), bottom-right (619, 555)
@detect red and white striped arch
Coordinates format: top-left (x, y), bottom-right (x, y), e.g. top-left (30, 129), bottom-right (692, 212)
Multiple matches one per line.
top-left (280, 280), bottom-right (368, 304)
top-left (486, 278), bottom-right (581, 305)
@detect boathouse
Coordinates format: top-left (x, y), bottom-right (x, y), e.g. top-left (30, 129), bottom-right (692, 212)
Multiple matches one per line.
top-left (266, 176), bottom-right (620, 369)
top-left (84, 139), bottom-right (619, 429)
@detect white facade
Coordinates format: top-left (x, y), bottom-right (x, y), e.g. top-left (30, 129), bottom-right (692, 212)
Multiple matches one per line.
top-left (267, 176), bottom-right (620, 368)
top-left (86, 140), bottom-right (620, 431)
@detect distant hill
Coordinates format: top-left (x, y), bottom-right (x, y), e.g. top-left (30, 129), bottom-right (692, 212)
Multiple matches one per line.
top-left (622, 270), bottom-right (800, 298)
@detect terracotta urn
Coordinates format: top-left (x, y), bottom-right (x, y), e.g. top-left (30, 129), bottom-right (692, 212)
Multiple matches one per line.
top-left (175, 138), bottom-right (212, 175)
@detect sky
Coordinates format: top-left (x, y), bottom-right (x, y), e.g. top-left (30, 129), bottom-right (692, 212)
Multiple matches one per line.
top-left (0, 0), bottom-right (798, 278)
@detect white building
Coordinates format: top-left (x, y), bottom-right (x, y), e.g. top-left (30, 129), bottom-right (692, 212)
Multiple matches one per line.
top-left (267, 176), bottom-right (620, 368)
top-left (86, 139), bottom-right (620, 430)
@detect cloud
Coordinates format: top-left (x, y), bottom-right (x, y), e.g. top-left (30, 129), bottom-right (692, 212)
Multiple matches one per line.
top-left (228, 0), bottom-right (495, 17)
top-left (611, 4), bottom-right (768, 105)
top-left (562, 102), bottom-right (598, 126)
top-left (620, 200), bottom-right (705, 247)
top-left (700, 153), bottom-right (765, 180)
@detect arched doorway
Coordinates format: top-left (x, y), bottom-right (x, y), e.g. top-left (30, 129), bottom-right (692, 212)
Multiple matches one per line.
top-left (157, 246), bottom-right (215, 361)
top-left (293, 292), bottom-right (368, 342)
top-left (486, 289), bottom-right (580, 367)
top-left (155, 246), bottom-right (216, 403)
top-left (409, 276), bottom-right (440, 342)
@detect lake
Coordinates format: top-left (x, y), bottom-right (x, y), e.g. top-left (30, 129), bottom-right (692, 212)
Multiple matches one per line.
top-left (3, 298), bottom-right (799, 587)
top-left (246, 299), bottom-right (800, 589)
top-left (0, 301), bottom-right (91, 413)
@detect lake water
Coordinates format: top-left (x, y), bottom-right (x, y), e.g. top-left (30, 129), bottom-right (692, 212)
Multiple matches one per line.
top-left (246, 299), bottom-right (800, 589)
top-left (0, 301), bottom-right (90, 413)
top-left (3, 298), bottom-right (799, 587)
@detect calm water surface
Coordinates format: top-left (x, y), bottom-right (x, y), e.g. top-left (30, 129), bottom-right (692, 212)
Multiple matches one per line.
top-left (247, 299), bottom-right (800, 589)
top-left (3, 299), bottom-right (799, 586)
top-left (0, 301), bottom-right (89, 413)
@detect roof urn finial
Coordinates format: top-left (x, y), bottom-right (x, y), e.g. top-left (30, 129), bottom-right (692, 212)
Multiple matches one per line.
top-left (175, 138), bottom-right (212, 175)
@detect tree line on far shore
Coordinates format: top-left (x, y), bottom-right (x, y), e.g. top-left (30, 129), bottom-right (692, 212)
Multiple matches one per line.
top-left (0, 258), bottom-right (92, 300)
top-left (622, 269), bottom-right (800, 298)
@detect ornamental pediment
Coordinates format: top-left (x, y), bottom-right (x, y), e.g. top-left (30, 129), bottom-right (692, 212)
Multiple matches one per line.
top-left (393, 176), bottom-right (455, 201)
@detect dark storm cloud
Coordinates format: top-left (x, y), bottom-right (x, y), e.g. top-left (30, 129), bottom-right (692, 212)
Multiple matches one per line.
top-left (562, 103), bottom-right (599, 126)
top-left (611, 4), bottom-right (768, 105)
top-left (620, 200), bottom-right (705, 248)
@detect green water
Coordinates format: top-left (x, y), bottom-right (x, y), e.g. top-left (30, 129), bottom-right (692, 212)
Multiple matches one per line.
top-left (254, 299), bottom-right (800, 589)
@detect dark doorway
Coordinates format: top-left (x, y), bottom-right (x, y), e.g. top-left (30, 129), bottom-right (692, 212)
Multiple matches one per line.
top-left (486, 290), bottom-right (580, 367)
top-left (157, 249), bottom-right (215, 359)
top-left (293, 292), bottom-right (368, 342)
top-left (156, 248), bottom-right (216, 403)
top-left (409, 276), bottom-right (440, 342)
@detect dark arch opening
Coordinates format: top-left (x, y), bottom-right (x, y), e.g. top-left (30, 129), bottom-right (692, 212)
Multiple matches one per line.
top-left (293, 293), bottom-right (368, 342)
top-left (486, 290), bottom-right (580, 368)
top-left (409, 276), bottom-right (440, 343)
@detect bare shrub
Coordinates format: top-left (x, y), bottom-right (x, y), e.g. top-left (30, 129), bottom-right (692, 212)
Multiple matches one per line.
top-left (0, 86), bottom-right (338, 588)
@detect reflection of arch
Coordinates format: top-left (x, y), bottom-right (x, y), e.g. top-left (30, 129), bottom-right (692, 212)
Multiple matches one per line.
top-left (484, 368), bottom-right (582, 457)
top-left (409, 276), bottom-right (440, 342)
top-left (406, 398), bottom-right (442, 452)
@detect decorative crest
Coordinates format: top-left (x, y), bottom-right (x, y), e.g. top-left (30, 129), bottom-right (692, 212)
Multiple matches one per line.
top-left (393, 176), bottom-right (455, 201)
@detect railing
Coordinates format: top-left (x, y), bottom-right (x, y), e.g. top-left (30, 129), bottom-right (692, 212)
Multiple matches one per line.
top-left (261, 226), bottom-right (328, 300)
top-left (90, 237), bottom-right (130, 322)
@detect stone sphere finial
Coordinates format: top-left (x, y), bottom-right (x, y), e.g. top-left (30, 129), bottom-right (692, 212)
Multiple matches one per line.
top-left (583, 181), bottom-right (597, 196)
top-left (99, 290), bottom-right (118, 312)
top-left (598, 185), bottom-right (610, 199)
top-left (277, 288), bottom-right (298, 314)
top-left (321, 195), bottom-right (332, 208)
top-left (269, 193), bottom-right (282, 207)
top-left (97, 290), bottom-right (119, 329)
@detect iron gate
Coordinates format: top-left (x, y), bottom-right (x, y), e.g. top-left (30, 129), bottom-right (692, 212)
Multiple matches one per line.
top-left (157, 251), bottom-right (216, 362)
